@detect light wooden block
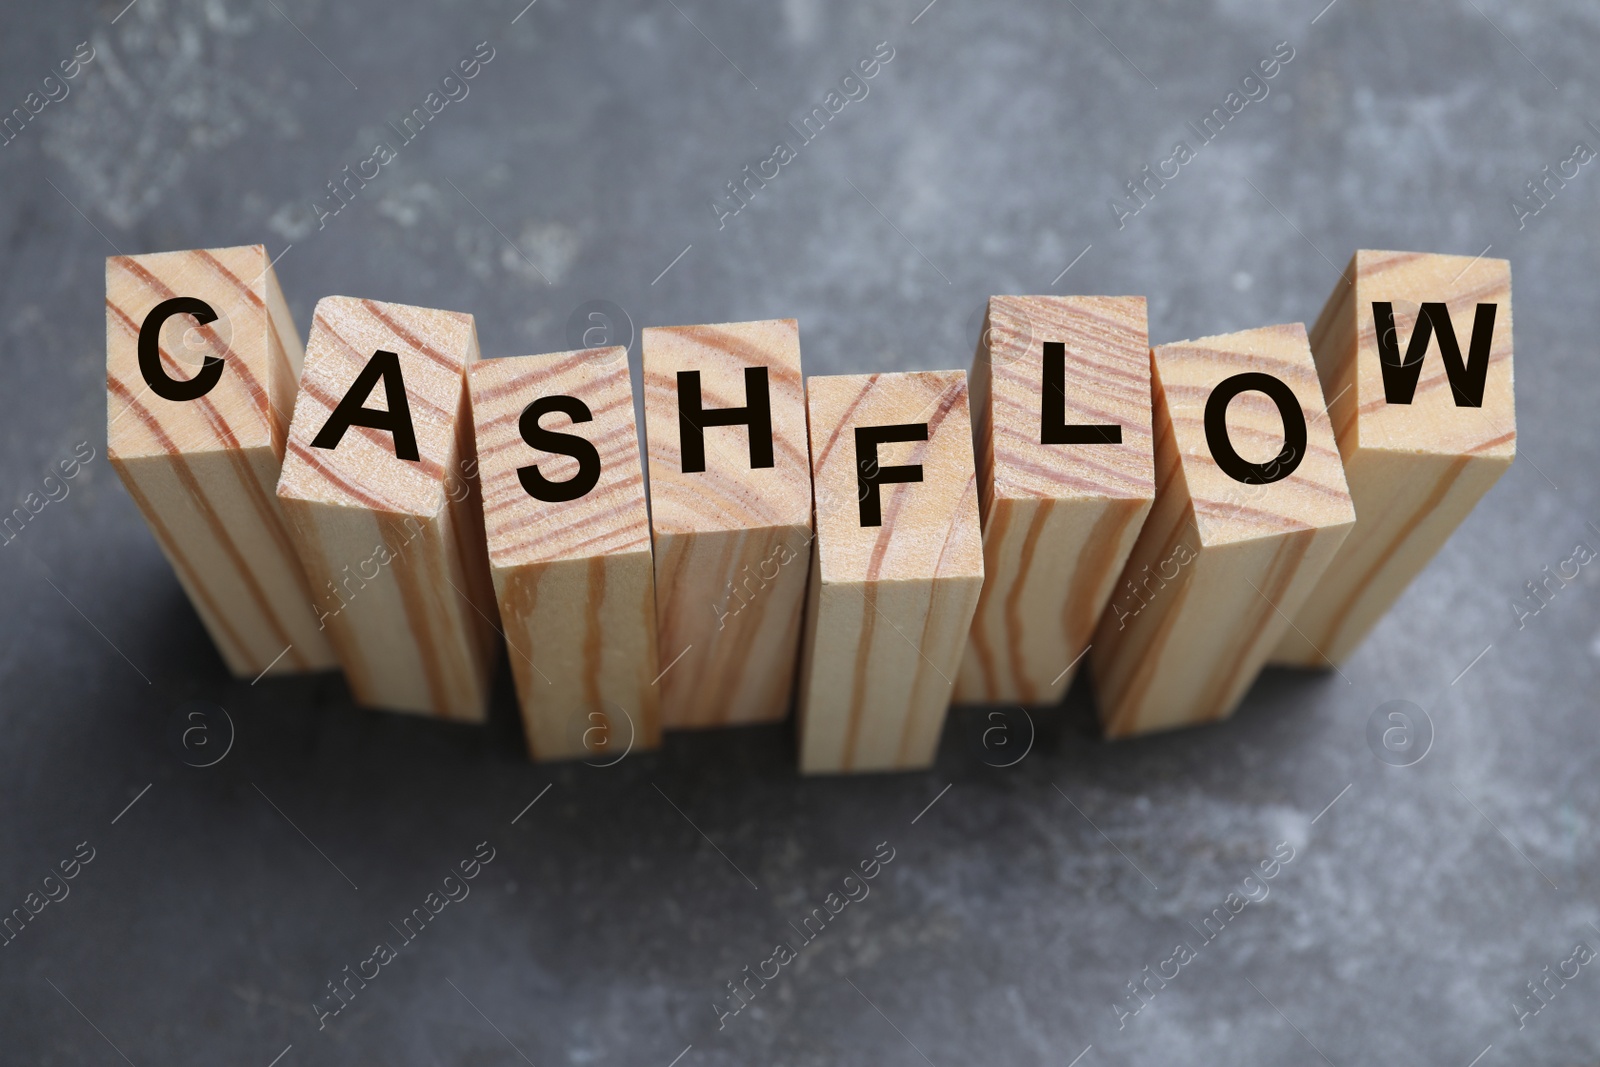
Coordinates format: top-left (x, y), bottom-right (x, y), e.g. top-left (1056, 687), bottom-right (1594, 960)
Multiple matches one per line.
top-left (797, 371), bottom-right (985, 774)
top-left (641, 319), bottom-right (813, 729)
top-left (954, 295), bottom-right (1156, 705)
top-left (1272, 250), bottom-right (1515, 667)
top-left (275, 296), bottom-right (498, 721)
top-left (1089, 323), bottom-right (1355, 738)
top-left (106, 245), bottom-right (336, 678)
top-left (467, 349), bottom-right (662, 761)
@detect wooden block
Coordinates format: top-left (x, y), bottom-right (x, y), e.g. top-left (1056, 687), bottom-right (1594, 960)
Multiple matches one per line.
top-left (1089, 323), bottom-right (1355, 738)
top-left (1272, 250), bottom-right (1515, 667)
top-left (641, 319), bottom-right (813, 728)
top-left (467, 349), bottom-right (662, 761)
top-left (797, 371), bottom-right (985, 774)
top-left (106, 245), bottom-right (336, 678)
top-left (275, 296), bottom-right (498, 721)
top-left (954, 295), bottom-right (1156, 705)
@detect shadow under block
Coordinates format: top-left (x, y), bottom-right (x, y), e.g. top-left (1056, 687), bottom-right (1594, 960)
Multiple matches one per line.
top-left (106, 245), bottom-right (336, 678)
top-left (797, 371), bottom-right (985, 774)
top-left (1272, 251), bottom-right (1516, 667)
top-left (954, 295), bottom-right (1156, 706)
top-left (467, 349), bottom-right (662, 762)
top-left (275, 297), bottom-right (498, 721)
top-left (1089, 324), bottom-right (1355, 739)
top-left (641, 319), bottom-right (813, 729)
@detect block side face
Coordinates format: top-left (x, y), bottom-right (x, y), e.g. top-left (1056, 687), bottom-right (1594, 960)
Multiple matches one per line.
top-left (1307, 265), bottom-right (1363, 461)
top-left (1351, 250), bottom-right (1515, 459)
top-left (109, 432), bottom-right (336, 677)
top-left (107, 245), bottom-right (277, 461)
top-left (279, 498), bottom-right (425, 703)
top-left (967, 318), bottom-right (996, 526)
top-left (260, 257), bottom-right (306, 454)
top-left (493, 551), bottom-right (661, 761)
top-left (442, 382), bottom-right (501, 675)
top-left (641, 319), bottom-right (812, 535)
top-left (1273, 446), bottom-right (1511, 666)
top-left (283, 494), bottom-right (490, 721)
top-left (1154, 323), bottom-right (1355, 548)
top-left (470, 350), bottom-right (651, 568)
top-left (809, 371), bottom-right (984, 585)
top-left (955, 491), bottom-right (1151, 704)
top-left (262, 256), bottom-right (307, 378)
top-left (1088, 452), bottom-right (1203, 722)
top-left (797, 578), bottom-right (864, 773)
top-left (799, 573), bottom-right (982, 774)
top-left (987, 295), bottom-right (1155, 503)
top-left (652, 522), bottom-right (811, 727)
top-left (277, 296), bottom-right (476, 517)
top-left (1093, 519), bottom-right (1348, 738)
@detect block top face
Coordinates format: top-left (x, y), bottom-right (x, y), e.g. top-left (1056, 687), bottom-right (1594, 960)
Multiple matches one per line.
top-left (807, 370), bottom-right (984, 585)
top-left (983, 295), bottom-right (1155, 502)
top-left (642, 318), bottom-right (811, 536)
top-left (468, 349), bottom-right (651, 569)
top-left (277, 296), bottom-right (477, 518)
top-left (1154, 323), bottom-right (1354, 548)
top-left (1347, 249), bottom-right (1515, 459)
top-left (107, 245), bottom-right (284, 460)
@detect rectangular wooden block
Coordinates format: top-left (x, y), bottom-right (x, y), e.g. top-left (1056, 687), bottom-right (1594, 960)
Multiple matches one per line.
top-left (1089, 323), bottom-right (1355, 738)
top-left (1272, 250), bottom-right (1515, 667)
top-left (641, 319), bottom-right (813, 729)
top-left (276, 296), bottom-right (499, 721)
top-left (467, 348), bottom-right (661, 762)
top-left (797, 371), bottom-right (985, 774)
top-left (106, 245), bottom-right (336, 678)
top-left (954, 295), bottom-right (1156, 705)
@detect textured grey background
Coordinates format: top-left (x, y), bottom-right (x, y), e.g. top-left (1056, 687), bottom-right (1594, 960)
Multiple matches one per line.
top-left (1, 0), bottom-right (1597, 1064)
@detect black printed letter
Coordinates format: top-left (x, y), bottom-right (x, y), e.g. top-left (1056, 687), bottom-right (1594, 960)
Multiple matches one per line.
top-left (1041, 341), bottom-right (1122, 444)
top-left (516, 395), bottom-right (602, 502)
top-left (1372, 301), bottom-right (1496, 407)
top-left (310, 350), bottom-right (419, 461)
top-left (855, 424), bottom-right (927, 527)
top-left (1204, 372), bottom-right (1305, 485)
top-left (677, 367), bottom-right (774, 472)
top-left (138, 297), bottom-right (224, 402)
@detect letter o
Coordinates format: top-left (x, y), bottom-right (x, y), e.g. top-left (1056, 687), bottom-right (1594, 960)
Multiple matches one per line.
top-left (1203, 371), bottom-right (1306, 484)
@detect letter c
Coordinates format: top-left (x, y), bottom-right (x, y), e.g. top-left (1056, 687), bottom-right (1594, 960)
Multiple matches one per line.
top-left (138, 297), bottom-right (224, 402)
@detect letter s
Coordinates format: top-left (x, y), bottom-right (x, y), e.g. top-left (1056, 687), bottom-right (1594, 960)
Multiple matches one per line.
top-left (516, 395), bottom-right (603, 502)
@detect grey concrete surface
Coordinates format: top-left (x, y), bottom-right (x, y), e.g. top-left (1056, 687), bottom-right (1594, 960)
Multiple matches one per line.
top-left (1, 0), bottom-right (1598, 1063)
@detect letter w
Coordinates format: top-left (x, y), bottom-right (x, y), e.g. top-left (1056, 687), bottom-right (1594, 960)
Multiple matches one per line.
top-left (1372, 301), bottom-right (1497, 407)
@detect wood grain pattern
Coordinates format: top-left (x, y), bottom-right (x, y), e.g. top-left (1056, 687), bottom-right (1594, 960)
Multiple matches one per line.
top-left (1272, 250), bottom-right (1515, 667)
top-left (797, 371), bottom-right (984, 774)
top-left (276, 296), bottom-right (498, 720)
top-left (1089, 323), bottom-right (1355, 738)
top-left (468, 349), bottom-right (661, 761)
top-left (954, 295), bottom-right (1155, 705)
top-left (106, 245), bottom-right (336, 678)
top-left (642, 319), bottom-right (813, 728)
